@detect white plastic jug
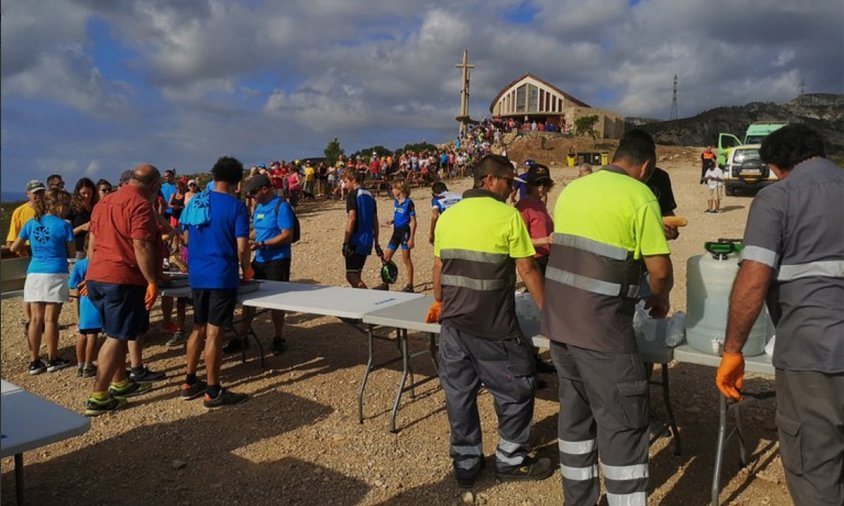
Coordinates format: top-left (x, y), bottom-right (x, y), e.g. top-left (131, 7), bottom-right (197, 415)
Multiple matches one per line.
top-left (686, 240), bottom-right (767, 356)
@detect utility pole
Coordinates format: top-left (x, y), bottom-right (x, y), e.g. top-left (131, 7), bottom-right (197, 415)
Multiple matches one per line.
top-left (669, 74), bottom-right (679, 121)
top-left (455, 49), bottom-right (474, 137)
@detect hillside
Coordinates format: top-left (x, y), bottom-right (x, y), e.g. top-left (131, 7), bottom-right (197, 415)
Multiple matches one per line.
top-left (640, 93), bottom-right (844, 153)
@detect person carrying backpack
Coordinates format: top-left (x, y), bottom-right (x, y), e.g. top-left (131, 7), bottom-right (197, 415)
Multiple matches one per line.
top-left (226, 173), bottom-right (297, 355)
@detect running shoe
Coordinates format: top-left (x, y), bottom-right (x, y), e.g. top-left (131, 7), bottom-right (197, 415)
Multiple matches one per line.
top-left (272, 337), bottom-right (286, 355)
top-left (180, 380), bottom-right (208, 400)
top-left (108, 380), bottom-right (153, 398)
top-left (82, 365), bottom-right (98, 378)
top-left (494, 456), bottom-right (554, 482)
top-left (77, 365), bottom-right (85, 378)
top-left (129, 366), bottom-right (166, 384)
top-left (222, 338), bottom-right (248, 354)
top-left (166, 331), bottom-right (186, 348)
top-left (162, 322), bottom-right (181, 333)
top-left (28, 360), bottom-right (46, 375)
top-left (401, 284), bottom-right (414, 293)
top-left (203, 388), bottom-right (247, 409)
top-left (85, 394), bottom-right (128, 416)
top-left (47, 357), bottom-right (73, 373)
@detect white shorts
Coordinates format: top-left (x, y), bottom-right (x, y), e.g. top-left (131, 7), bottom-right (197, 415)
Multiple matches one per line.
top-left (24, 273), bottom-right (69, 303)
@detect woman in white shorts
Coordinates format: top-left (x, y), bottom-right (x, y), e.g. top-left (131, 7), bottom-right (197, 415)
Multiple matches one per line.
top-left (11, 188), bottom-right (76, 374)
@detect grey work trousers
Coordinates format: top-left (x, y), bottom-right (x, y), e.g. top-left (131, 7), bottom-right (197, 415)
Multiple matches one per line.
top-left (776, 368), bottom-right (844, 506)
top-left (551, 341), bottom-right (650, 506)
top-left (438, 321), bottom-right (536, 471)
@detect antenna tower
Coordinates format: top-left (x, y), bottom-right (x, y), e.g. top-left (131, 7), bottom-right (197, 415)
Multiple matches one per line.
top-left (669, 74), bottom-right (679, 121)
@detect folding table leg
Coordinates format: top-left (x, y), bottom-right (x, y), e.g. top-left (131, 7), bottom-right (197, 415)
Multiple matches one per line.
top-left (428, 332), bottom-right (438, 371)
top-left (660, 364), bottom-right (682, 456)
top-left (734, 407), bottom-right (748, 466)
top-left (390, 328), bottom-right (411, 433)
top-left (357, 325), bottom-right (376, 423)
top-left (712, 395), bottom-right (728, 506)
top-left (15, 453), bottom-right (24, 505)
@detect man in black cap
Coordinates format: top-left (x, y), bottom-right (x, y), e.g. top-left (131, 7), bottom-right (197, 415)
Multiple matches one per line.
top-left (227, 173), bottom-right (296, 355)
top-left (516, 164), bottom-right (554, 275)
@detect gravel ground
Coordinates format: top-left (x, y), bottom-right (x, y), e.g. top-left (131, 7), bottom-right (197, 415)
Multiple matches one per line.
top-left (1, 145), bottom-right (792, 505)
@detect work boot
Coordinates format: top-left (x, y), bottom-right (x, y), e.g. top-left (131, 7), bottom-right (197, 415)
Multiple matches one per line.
top-left (495, 456), bottom-right (554, 482)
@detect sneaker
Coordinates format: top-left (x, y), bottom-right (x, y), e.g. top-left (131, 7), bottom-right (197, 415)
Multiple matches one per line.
top-left (47, 357), bottom-right (73, 373)
top-left (82, 365), bottom-right (98, 378)
top-left (180, 380), bottom-right (208, 400)
top-left (129, 366), bottom-right (166, 384)
top-left (108, 380), bottom-right (153, 398)
top-left (401, 284), bottom-right (414, 293)
top-left (166, 331), bottom-right (186, 348)
top-left (28, 360), bottom-right (46, 375)
top-left (162, 322), bottom-right (180, 333)
top-left (272, 337), bottom-right (286, 355)
top-left (222, 339), bottom-right (247, 354)
top-left (454, 457), bottom-right (486, 489)
top-left (495, 456), bottom-right (554, 482)
top-left (77, 365), bottom-right (85, 378)
top-left (85, 394), bottom-right (128, 416)
top-left (203, 388), bottom-right (247, 409)
top-left (373, 283), bottom-right (389, 291)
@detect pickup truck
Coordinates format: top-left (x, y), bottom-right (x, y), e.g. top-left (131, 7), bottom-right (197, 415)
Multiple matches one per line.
top-left (717, 123), bottom-right (786, 168)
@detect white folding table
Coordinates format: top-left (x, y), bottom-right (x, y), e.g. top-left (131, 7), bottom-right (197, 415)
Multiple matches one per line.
top-left (673, 344), bottom-right (775, 506)
top-left (1, 380), bottom-right (91, 505)
top-left (361, 295), bottom-right (681, 436)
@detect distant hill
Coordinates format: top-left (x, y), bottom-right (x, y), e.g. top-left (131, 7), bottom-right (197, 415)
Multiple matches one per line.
top-left (638, 94), bottom-right (844, 154)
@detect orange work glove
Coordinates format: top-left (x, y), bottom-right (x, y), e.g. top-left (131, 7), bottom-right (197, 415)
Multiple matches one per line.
top-left (78, 280), bottom-right (88, 297)
top-left (715, 351), bottom-right (745, 401)
top-left (425, 300), bottom-right (442, 323)
top-left (242, 266), bottom-right (255, 282)
top-left (144, 282), bottom-right (159, 311)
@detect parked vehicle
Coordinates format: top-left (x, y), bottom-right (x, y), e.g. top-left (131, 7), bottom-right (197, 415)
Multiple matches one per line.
top-left (717, 123), bottom-right (786, 168)
top-left (723, 144), bottom-right (778, 196)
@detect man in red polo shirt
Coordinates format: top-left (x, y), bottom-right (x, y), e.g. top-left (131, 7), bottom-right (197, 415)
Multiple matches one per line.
top-left (82, 164), bottom-right (161, 415)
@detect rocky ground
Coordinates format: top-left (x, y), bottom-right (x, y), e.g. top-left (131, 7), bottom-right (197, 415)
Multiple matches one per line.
top-left (1, 144), bottom-right (792, 505)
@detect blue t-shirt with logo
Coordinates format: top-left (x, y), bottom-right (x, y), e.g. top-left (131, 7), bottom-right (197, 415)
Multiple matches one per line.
top-left (19, 215), bottom-right (74, 274)
top-left (69, 258), bottom-right (103, 332)
top-left (186, 191), bottom-right (250, 289)
top-left (393, 198), bottom-right (415, 228)
top-left (346, 187), bottom-right (377, 255)
top-left (253, 196), bottom-right (295, 263)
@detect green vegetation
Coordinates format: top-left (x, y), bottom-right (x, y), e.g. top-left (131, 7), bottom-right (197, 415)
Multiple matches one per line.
top-left (349, 145), bottom-right (392, 161)
top-left (395, 141), bottom-right (438, 155)
top-left (574, 115), bottom-right (599, 140)
top-left (323, 138), bottom-right (345, 166)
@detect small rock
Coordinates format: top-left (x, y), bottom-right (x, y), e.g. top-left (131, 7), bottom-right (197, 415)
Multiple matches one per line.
top-left (460, 490), bottom-right (474, 504)
top-left (172, 459), bottom-right (187, 470)
top-left (477, 493), bottom-right (489, 504)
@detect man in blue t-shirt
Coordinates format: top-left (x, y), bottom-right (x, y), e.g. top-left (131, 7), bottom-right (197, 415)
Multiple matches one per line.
top-left (229, 173), bottom-right (295, 355)
top-left (342, 170), bottom-right (380, 288)
top-left (160, 169), bottom-right (177, 218)
top-left (429, 181), bottom-right (462, 245)
top-left (182, 156), bottom-right (251, 409)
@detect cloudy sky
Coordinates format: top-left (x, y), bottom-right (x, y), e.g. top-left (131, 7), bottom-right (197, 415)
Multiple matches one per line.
top-left (2, 0), bottom-right (842, 197)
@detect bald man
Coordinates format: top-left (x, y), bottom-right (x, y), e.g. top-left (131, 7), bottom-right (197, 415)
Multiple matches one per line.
top-left (82, 164), bottom-right (162, 415)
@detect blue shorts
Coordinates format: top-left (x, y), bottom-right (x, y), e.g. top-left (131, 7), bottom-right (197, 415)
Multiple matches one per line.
top-left (86, 281), bottom-right (149, 341)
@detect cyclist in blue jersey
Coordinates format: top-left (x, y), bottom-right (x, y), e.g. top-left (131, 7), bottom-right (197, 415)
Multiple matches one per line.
top-left (428, 181), bottom-right (462, 245)
top-left (375, 179), bottom-right (416, 292)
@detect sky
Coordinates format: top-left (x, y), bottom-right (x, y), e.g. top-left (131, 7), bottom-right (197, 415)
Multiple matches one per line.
top-left (2, 0), bottom-right (842, 199)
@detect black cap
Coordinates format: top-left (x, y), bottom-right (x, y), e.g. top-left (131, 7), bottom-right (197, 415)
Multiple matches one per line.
top-left (243, 173), bottom-right (272, 195)
top-left (119, 170), bottom-right (133, 184)
top-left (525, 164), bottom-right (552, 185)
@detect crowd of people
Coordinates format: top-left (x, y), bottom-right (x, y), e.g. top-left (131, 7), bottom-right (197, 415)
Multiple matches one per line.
top-left (4, 123), bottom-right (840, 505)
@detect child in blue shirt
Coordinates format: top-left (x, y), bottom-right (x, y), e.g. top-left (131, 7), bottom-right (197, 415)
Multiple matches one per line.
top-left (69, 253), bottom-right (102, 377)
top-left (377, 179), bottom-right (416, 292)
